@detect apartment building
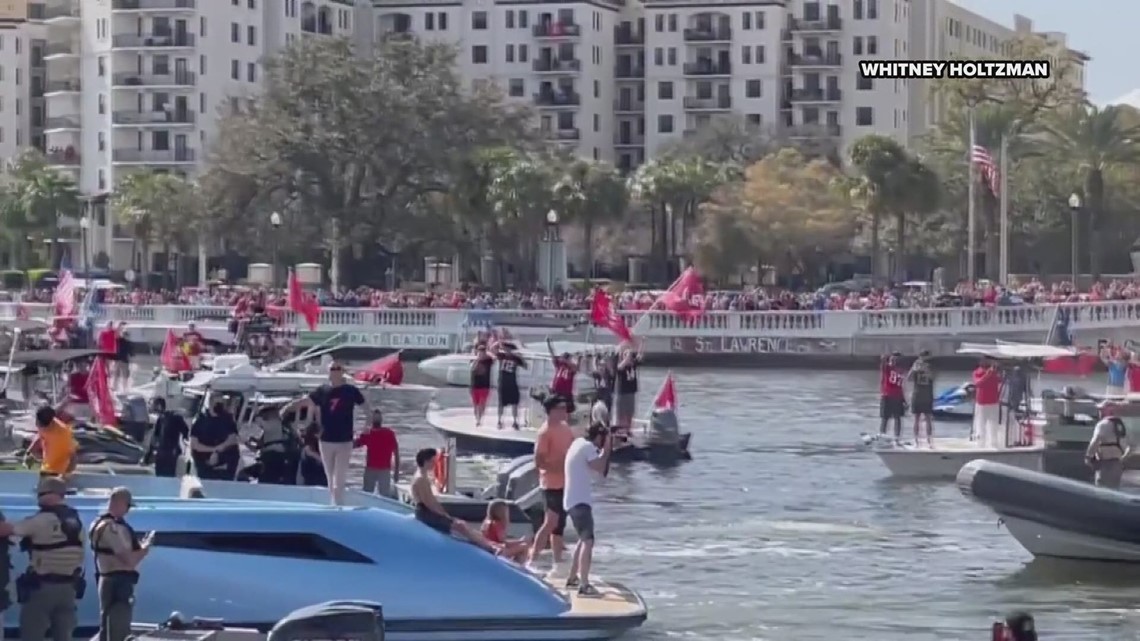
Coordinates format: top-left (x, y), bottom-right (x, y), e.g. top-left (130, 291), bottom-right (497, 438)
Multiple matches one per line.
top-left (0, 1), bottom-right (45, 163)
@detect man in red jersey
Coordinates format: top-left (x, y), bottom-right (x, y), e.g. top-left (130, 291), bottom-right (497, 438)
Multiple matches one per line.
top-left (879, 352), bottom-right (906, 439)
top-left (1127, 353), bottom-right (1140, 395)
top-left (972, 357), bottom-right (1003, 448)
top-left (353, 409), bottom-right (400, 498)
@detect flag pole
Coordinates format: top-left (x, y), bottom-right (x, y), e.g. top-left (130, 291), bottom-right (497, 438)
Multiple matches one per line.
top-left (967, 108), bottom-right (977, 283)
top-left (999, 134), bottom-right (1010, 285)
top-left (629, 270), bottom-right (686, 336)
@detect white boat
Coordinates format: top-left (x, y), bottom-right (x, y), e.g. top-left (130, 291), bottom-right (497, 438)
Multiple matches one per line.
top-left (874, 437), bottom-right (1044, 479)
top-left (418, 341), bottom-right (598, 389)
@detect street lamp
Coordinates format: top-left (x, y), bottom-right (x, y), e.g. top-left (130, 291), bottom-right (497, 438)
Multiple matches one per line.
top-left (1068, 193), bottom-right (1081, 284)
top-left (78, 215), bottom-right (91, 274)
top-left (545, 209), bottom-right (559, 291)
top-left (269, 211), bottom-right (282, 288)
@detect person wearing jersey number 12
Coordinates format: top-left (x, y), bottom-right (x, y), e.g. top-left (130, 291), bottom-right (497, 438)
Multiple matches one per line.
top-left (879, 353), bottom-right (906, 439)
top-left (546, 338), bottom-right (580, 411)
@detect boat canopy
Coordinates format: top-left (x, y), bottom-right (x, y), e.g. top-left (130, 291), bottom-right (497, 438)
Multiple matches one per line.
top-left (0, 319), bottom-right (50, 334)
top-left (9, 348), bottom-right (107, 367)
top-left (957, 342), bottom-right (1076, 360)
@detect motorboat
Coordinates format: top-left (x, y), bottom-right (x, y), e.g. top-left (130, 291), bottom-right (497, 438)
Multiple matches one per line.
top-left (427, 399), bottom-right (692, 463)
top-left (418, 340), bottom-right (598, 390)
top-left (932, 382), bottom-right (975, 420)
top-left (957, 459), bottom-right (1140, 562)
top-left (873, 437), bottom-right (1044, 479)
top-left (0, 471), bottom-right (648, 640)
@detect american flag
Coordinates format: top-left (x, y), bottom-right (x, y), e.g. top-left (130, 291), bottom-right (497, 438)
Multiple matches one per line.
top-left (52, 267), bottom-right (77, 319)
top-left (971, 144), bottom-right (1000, 196)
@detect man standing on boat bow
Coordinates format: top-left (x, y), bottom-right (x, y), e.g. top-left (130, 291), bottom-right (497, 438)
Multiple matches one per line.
top-left (1086, 402), bottom-right (1130, 489)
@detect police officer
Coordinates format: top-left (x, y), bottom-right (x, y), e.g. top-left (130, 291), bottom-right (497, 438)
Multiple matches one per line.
top-left (0, 476), bottom-right (85, 641)
top-left (90, 487), bottom-right (152, 641)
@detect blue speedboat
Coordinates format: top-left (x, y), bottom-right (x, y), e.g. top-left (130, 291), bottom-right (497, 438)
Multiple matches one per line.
top-left (0, 472), bottom-right (647, 641)
top-left (932, 382), bottom-right (975, 420)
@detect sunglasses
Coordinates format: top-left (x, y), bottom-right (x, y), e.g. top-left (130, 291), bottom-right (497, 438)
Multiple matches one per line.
top-left (329, 367), bottom-right (344, 372)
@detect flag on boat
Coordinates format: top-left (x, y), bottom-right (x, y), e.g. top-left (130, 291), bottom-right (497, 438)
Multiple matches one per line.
top-left (85, 357), bottom-right (117, 425)
top-left (354, 351), bottom-right (405, 386)
top-left (589, 288), bottom-right (632, 341)
top-left (659, 267), bottom-right (705, 321)
top-left (1041, 306), bottom-right (1097, 375)
top-left (653, 371), bottom-right (677, 411)
top-left (52, 261), bottom-right (77, 320)
top-left (160, 329), bottom-right (192, 373)
top-left (286, 269), bottom-right (321, 331)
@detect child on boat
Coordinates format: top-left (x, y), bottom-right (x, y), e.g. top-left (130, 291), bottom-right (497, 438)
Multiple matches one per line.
top-left (482, 499), bottom-right (531, 563)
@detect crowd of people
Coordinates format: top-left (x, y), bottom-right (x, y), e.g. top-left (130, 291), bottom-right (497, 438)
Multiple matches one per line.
top-left (7, 277), bottom-right (1140, 313)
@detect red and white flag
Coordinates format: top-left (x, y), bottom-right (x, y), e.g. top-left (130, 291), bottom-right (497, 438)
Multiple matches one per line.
top-left (653, 371), bottom-right (677, 411)
top-left (85, 357), bottom-right (117, 425)
top-left (971, 144), bottom-right (1000, 197)
top-left (160, 329), bottom-right (192, 373)
top-left (659, 267), bottom-right (705, 321)
top-left (53, 269), bottom-right (76, 319)
top-left (589, 288), bottom-right (632, 341)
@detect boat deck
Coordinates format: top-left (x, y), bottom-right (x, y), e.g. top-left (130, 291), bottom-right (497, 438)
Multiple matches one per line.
top-left (559, 580), bottom-right (647, 619)
top-left (878, 437), bottom-right (1044, 454)
top-left (428, 406), bottom-right (548, 445)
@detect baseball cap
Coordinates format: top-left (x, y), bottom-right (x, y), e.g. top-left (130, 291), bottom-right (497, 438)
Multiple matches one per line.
top-left (110, 486), bottom-right (135, 507)
top-left (543, 394), bottom-right (571, 413)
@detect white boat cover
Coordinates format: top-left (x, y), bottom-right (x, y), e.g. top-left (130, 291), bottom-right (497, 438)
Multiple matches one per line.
top-left (957, 342), bottom-right (1076, 360)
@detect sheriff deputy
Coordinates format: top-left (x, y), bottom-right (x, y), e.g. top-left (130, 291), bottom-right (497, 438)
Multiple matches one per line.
top-left (90, 487), bottom-right (152, 641)
top-left (0, 476), bottom-right (86, 641)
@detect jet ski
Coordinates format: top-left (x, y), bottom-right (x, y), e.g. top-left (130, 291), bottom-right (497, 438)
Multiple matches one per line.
top-left (932, 382), bottom-right (975, 421)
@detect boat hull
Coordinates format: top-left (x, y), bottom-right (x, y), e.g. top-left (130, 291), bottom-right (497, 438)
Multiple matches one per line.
top-left (417, 354), bottom-right (593, 390)
top-left (875, 441), bottom-right (1043, 479)
top-left (957, 459), bottom-right (1140, 562)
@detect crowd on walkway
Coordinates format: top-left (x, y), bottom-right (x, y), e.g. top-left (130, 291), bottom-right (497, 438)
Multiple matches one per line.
top-left (5, 278), bottom-right (1140, 312)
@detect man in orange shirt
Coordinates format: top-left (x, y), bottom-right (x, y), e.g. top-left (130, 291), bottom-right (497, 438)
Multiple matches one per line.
top-left (26, 407), bottom-right (78, 477)
top-left (527, 395), bottom-right (576, 571)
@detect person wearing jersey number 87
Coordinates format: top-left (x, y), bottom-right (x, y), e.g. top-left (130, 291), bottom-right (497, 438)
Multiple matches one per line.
top-left (879, 352), bottom-right (906, 439)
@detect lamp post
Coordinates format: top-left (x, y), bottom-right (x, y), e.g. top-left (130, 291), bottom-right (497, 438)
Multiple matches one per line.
top-left (545, 209), bottom-right (559, 291)
top-left (1068, 193), bottom-right (1081, 285)
top-left (269, 211), bottom-right (282, 288)
top-left (78, 215), bottom-right (91, 274)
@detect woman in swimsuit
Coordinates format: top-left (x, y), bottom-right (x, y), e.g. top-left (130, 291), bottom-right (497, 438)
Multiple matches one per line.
top-left (410, 448), bottom-right (496, 552)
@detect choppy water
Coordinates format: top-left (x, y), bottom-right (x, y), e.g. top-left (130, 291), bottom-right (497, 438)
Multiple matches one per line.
top-left (372, 367), bottom-right (1140, 641)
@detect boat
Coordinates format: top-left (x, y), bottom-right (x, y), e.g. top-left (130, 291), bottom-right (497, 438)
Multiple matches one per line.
top-left (418, 340), bottom-right (598, 390)
top-left (932, 382), bottom-right (975, 420)
top-left (874, 437), bottom-right (1043, 479)
top-left (957, 459), bottom-right (1140, 562)
top-left (0, 471), bottom-right (648, 640)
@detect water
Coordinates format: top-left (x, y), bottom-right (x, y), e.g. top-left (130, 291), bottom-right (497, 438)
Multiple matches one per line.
top-left (375, 367), bottom-right (1140, 641)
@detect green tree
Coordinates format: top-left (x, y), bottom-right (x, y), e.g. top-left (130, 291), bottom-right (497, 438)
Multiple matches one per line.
top-left (5, 149), bottom-right (80, 268)
top-left (551, 159), bottom-right (628, 280)
top-left (1039, 104), bottom-right (1140, 278)
top-left (113, 172), bottom-right (202, 286)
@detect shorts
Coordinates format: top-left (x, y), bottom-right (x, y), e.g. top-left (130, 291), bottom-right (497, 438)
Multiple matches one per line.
top-left (498, 385), bottom-right (521, 407)
top-left (880, 396), bottom-right (905, 420)
top-left (542, 488), bottom-right (567, 537)
top-left (470, 387), bottom-right (491, 406)
top-left (567, 503), bottom-right (595, 542)
top-left (416, 508), bottom-right (454, 534)
top-left (614, 392), bottom-right (637, 425)
top-left (910, 394), bottom-right (934, 416)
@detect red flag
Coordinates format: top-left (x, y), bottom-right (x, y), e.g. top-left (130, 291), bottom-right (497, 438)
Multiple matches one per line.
top-left (589, 289), bottom-right (632, 341)
top-left (354, 351), bottom-right (405, 386)
top-left (1042, 348), bottom-right (1098, 376)
top-left (160, 329), bottom-right (192, 373)
top-left (85, 357), bottom-right (117, 425)
top-left (286, 270), bottom-right (320, 331)
top-left (653, 371), bottom-right (677, 411)
top-left (659, 267), bottom-right (704, 320)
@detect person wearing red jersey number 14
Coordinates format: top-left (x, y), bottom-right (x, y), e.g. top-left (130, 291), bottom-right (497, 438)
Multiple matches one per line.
top-left (879, 353), bottom-right (906, 440)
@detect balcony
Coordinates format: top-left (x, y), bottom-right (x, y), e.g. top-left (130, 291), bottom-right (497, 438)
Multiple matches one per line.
top-left (614, 26), bottom-right (643, 46)
top-left (533, 23), bottom-right (580, 38)
top-left (113, 149), bottom-right (197, 163)
top-left (615, 65), bottom-right (645, 79)
top-left (683, 27), bottom-right (732, 42)
top-left (44, 43), bottom-right (79, 58)
top-left (112, 33), bottom-right (195, 49)
top-left (43, 1), bottom-right (80, 23)
top-left (545, 129), bottom-right (581, 142)
top-left (613, 99), bottom-right (644, 112)
top-left (112, 0), bottom-right (196, 10)
top-left (613, 134), bottom-right (645, 146)
top-left (683, 96), bottom-right (732, 110)
top-left (787, 124), bottom-right (841, 137)
top-left (113, 72), bottom-right (196, 87)
top-left (787, 17), bottom-right (842, 33)
top-left (112, 111), bottom-right (196, 126)
top-left (533, 92), bottom-right (580, 108)
top-left (44, 117), bottom-right (80, 130)
top-left (683, 61), bottom-right (731, 76)
top-left (45, 149), bottom-right (80, 166)
top-left (789, 53), bottom-right (843, 67)
top-left (790, 88), bottom-right (842, 102)
top-left (44, 80), bottom-right (81, 94)
top-left (533, 59), bottom-right (581, 73)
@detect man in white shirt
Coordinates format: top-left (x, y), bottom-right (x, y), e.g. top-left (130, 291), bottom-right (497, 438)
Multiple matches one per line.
top-left (1086, 402), bottom-right (1131, 489)
top-left (562, 423), bottom-right (614, 596)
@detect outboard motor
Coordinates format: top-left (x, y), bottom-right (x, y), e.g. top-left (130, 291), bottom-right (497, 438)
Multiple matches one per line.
top-left (119, 395), bottom-right (150, 443)
top-left (268, 601), bottom-right (384, 641)
top-left (647, 408), bottom-right (682, 447)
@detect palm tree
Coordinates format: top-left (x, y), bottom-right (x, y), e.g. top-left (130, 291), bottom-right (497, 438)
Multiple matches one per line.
top-left (551, 159), bottom-right (628, 280)
top-left (1041, 104), bottom-right (1140, 278)
top-left (113, 172), bottom-right (202, 286)
top-left (5, 149), bottom-right (81, 267)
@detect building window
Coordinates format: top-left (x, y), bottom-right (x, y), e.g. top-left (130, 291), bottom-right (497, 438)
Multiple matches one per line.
top-left (746, 80), bottom-right (761, 97)
top-left (868, 0), bottom-right (878, 19)
top-left (856, 107), bottom-right (873, 126)
top-left (439, 12), bottom-right (448, 29)
top-left (506, 44), bottom-right (513, 62)
top-left (231, 59), bottom-right (239, 79)
top-left (867, 36), bottom-right (878, 54)
top-left (472, 11), bottom-right (487, 29)
top-left (853, 36), bottom-right (863, 55)
top-left (472, 45), bottom-right (487, 64)
top-left (508, 79), bottom-right (524, 96)
top-left (248, 26), bottom-right (256, 45)
top-left (857, 75), bottom-right (872, 90)
top-left (425, 13), bottom-right (434, 30)
top-left (506, 10), bottom-right (514, 28)
top-left (247, 62), bottom-right (256, 82)
top-left (657, 81), bottom-right (672, 99)
top-left (657, 114), bottom-right (673, 133)
top-left (231, 23), bottom-right (240, 43)
top-left (742, 46), bottom-right (751, 64)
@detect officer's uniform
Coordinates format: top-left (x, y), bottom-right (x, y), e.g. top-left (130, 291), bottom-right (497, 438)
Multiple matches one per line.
top-left (12, 477), bottom-right (85, 641)
top-left (90, 488), bottom-right (142, 641)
